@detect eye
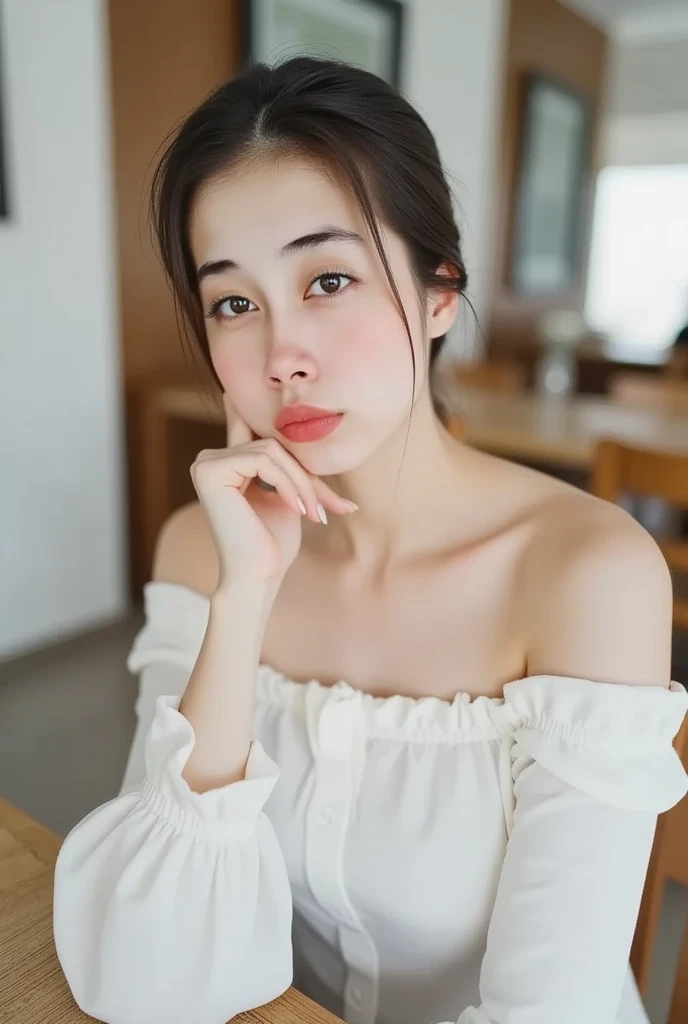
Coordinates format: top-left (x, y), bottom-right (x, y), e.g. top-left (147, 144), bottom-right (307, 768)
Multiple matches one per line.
top-left (307, 271), bottom-right (356, 299)
top-left (206, 295), bottom-right (257, 322)
top-left (205, 269), bottom-right (358, 323)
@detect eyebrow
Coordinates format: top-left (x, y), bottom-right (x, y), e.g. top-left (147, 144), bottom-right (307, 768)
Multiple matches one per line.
top-left (196, 225), bottom-right (365, 284)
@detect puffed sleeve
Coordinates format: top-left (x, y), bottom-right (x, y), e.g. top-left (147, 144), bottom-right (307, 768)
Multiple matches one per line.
top-left (53, 582), bottom-right (293, 1024)
top-left (452, 675), bottom-right (688, 1024)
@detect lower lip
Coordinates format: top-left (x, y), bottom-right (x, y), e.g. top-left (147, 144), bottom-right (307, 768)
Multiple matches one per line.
top-left (279, 413), bottom-right (344, 443)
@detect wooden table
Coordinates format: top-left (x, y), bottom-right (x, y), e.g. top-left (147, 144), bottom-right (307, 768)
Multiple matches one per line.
top-left (138, 383), bottom-right (688, 581)
top-left (449, 388), bottom-right (688, 467)
top-left (0, 797), bottom-right (341, 1024)
top-left (492, 338), bottom-right (670, 394)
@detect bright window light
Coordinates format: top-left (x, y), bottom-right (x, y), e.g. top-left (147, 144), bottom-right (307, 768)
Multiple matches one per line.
top-left (585, 165), bottom-right (688, 349)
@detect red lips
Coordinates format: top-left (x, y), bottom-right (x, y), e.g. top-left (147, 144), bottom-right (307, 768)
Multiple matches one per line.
top-left (274, 404), bottom-right (341, 431)
top-left (275, 404), bottom-right (344, 443)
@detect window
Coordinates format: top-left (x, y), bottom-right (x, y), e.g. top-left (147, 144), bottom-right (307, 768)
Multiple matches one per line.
top-left (584, 165), bottom-right (688, 349)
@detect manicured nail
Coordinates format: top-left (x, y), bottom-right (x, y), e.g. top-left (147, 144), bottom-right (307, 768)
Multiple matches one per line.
top-left (297, 497), bottom-right (307, 515)
top-left (317, 503), bottom-right (328, 525)
top-left (342, 500), bottom-right (359, 512)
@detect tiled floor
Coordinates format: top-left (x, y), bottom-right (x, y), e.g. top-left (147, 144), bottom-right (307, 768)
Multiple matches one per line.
top-left (0, 607), bottom-right (686, 1023)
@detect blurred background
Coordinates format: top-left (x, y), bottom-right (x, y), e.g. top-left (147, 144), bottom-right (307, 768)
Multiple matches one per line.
top-left (1, 1), bottom-right (688, 1018)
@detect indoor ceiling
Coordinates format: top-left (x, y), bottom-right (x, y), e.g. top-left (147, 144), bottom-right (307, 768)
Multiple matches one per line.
top-left (564, 0), bottom-right (688, 29)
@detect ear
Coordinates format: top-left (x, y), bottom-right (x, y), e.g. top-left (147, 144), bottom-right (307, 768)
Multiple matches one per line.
top-left (425, 262), bottom-right (461, 341)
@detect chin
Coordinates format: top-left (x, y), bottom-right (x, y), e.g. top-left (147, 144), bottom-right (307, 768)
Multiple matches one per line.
top-left (283, 424), bottom-right (399, 478)
top-left (284, 444), bottom-right (368, 478)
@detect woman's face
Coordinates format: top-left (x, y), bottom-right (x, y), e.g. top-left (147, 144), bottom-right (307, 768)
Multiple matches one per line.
top-left (189, 156), bottom-right (455, 476)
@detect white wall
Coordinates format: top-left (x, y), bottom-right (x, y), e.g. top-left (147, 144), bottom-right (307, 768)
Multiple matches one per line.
top-left (402, 0), bottom-right (507, 360)
top-left (602, 12), bottom-right (688, 166)
top-left (608, 36), bottom-right (688, 119)
top-left (602, 111), bottom-right (688, 166)
top-left (0, 0), bottom-right (128, 659)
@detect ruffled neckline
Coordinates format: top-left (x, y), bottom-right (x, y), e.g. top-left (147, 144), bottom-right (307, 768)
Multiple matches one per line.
top-left (130, 580), bottom-right (688, 748)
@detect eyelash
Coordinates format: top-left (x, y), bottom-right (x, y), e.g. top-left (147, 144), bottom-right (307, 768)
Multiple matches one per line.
top-left (204, 268), bottom-right (359, 322)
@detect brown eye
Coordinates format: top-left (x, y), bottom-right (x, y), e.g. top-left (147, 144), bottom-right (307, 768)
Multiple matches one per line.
top-left (321, 274), bottom-right (342, 294)
top-left (207, 295), bottom-right (257, 320)
top-left (308, 272), bottom-right (354, 298)
top-left (226, 297), bottom-right (251, 314)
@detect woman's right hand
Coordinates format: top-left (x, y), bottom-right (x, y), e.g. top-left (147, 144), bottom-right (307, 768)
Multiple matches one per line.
top-left (190, 393), bottom-right (357, 586)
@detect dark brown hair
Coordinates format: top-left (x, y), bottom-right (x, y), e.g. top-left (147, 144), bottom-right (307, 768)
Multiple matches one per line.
top-left (150, 55), bottom-right (469, 417)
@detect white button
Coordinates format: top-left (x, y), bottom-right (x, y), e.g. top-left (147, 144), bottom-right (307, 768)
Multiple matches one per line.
top-left (317, 807), bottom-right (333, 824)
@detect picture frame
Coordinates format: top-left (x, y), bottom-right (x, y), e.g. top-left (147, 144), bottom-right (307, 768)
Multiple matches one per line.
top-left (242, 0), bottom-right (405, 90)
top-left (510, 73), bottom-right (591, 297)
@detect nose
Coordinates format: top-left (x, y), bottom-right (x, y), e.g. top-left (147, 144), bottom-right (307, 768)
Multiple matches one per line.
top-left (264, 338), bottom-right (320, 389)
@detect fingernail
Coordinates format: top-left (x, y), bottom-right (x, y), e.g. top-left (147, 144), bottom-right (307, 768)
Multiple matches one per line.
top-left (317, 503), bottom-right (328, 525)
top-left (297, 497), bottom-right (307, 515)
top-left (342, 500), bottom-right (359, 511)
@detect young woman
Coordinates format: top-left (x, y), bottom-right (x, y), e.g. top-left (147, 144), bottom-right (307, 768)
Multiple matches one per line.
top-left (53, 57), bottom-right (688, 1024)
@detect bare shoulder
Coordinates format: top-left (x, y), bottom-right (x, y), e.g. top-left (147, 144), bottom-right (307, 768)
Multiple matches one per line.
top-left (525, 482), bottom-right (667, 567)
top-left (520, 484), bottom-right (673, 686)
top-left (151, 501), bottom-right (220, 598)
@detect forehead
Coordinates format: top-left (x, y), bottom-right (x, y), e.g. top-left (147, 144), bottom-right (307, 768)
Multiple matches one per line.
top-left (189, 156), bottom-right (369, 266)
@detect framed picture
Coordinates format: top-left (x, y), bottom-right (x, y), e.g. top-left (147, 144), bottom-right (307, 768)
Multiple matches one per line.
top-left (510, 73), bottom-right (591, 297)
top-left (242, 0), bottom-right (405, 89)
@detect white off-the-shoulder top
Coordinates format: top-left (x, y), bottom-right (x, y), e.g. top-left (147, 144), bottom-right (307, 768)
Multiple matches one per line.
top-left (53, 581), bottom-right (688, 1024)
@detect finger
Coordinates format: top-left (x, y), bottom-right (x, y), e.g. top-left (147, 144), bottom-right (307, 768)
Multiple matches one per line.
top-left (196, 440), bottom-right (253, 496)
top-left (198, 441), bottom-right (357, 520)
top-left (258, 439), bottom-right (358, 522)
top-left (311, 477), bottom-right (359, 516)
top-left (255, 441), bottom-right (334, 523)
top-left (195, 448), bottom-right (305, 516)
top-left (248, 454), bottom-right (307, 517)
top-left (223, 392), bottom-right (254, 448)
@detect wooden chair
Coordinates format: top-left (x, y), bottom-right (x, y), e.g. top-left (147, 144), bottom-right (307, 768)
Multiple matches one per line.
top-left (609, 372), bottom-right (688, 416)
top-left (592, 439), bottom-right (688, 631)
top-left (630, 715), bottom-right (688, 1023)
top-left (452, 359), bottom-right (526, 394)
top-left (669, 891), bottom-right (688, 1023)
top-left (593, 439), bottom-right (688, 1017)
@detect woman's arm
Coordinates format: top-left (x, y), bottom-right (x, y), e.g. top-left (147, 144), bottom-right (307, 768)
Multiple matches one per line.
top-left (53, 507), bottom-right (293, 1024)
top-left (452, 506), bottom-right (687, 1024)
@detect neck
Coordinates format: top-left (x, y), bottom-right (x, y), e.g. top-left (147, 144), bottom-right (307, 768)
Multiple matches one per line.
top-left (310, 389), bottom-right (468, 573)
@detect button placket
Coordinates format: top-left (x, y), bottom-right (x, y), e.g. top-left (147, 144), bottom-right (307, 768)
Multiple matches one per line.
top-left (304, 689), bottom-right (359, 914)
top-left (303, 685), bottom-right (379, 1024)
top-left (340, 925), bottom-right (379, 1024)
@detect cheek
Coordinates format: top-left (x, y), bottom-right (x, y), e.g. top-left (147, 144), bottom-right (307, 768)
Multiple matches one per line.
top-left (210, 344), bottom-right (242, 392)
top-left (210, 345), bottom-right (266, 420)
top-left (336, 307), bottom-right (421, 406)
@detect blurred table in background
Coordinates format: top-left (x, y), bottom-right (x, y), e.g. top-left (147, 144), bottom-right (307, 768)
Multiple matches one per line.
top-left (450, 388), bottom-right (688, 468)
top-left (490, 339), bottom-right (671, 395)
top-left (138, 383), bottom-right (688, 581)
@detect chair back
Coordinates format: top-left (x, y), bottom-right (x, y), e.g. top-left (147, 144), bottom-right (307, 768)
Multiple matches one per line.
top-left (599, 438), bottom-right (688, 1016)
top-left (668, 886), bottom-right (688, 1023)
top-left (631, 716), bottom-right (688, 1024)
top-left (592, 439), bottom-right (688, 630)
